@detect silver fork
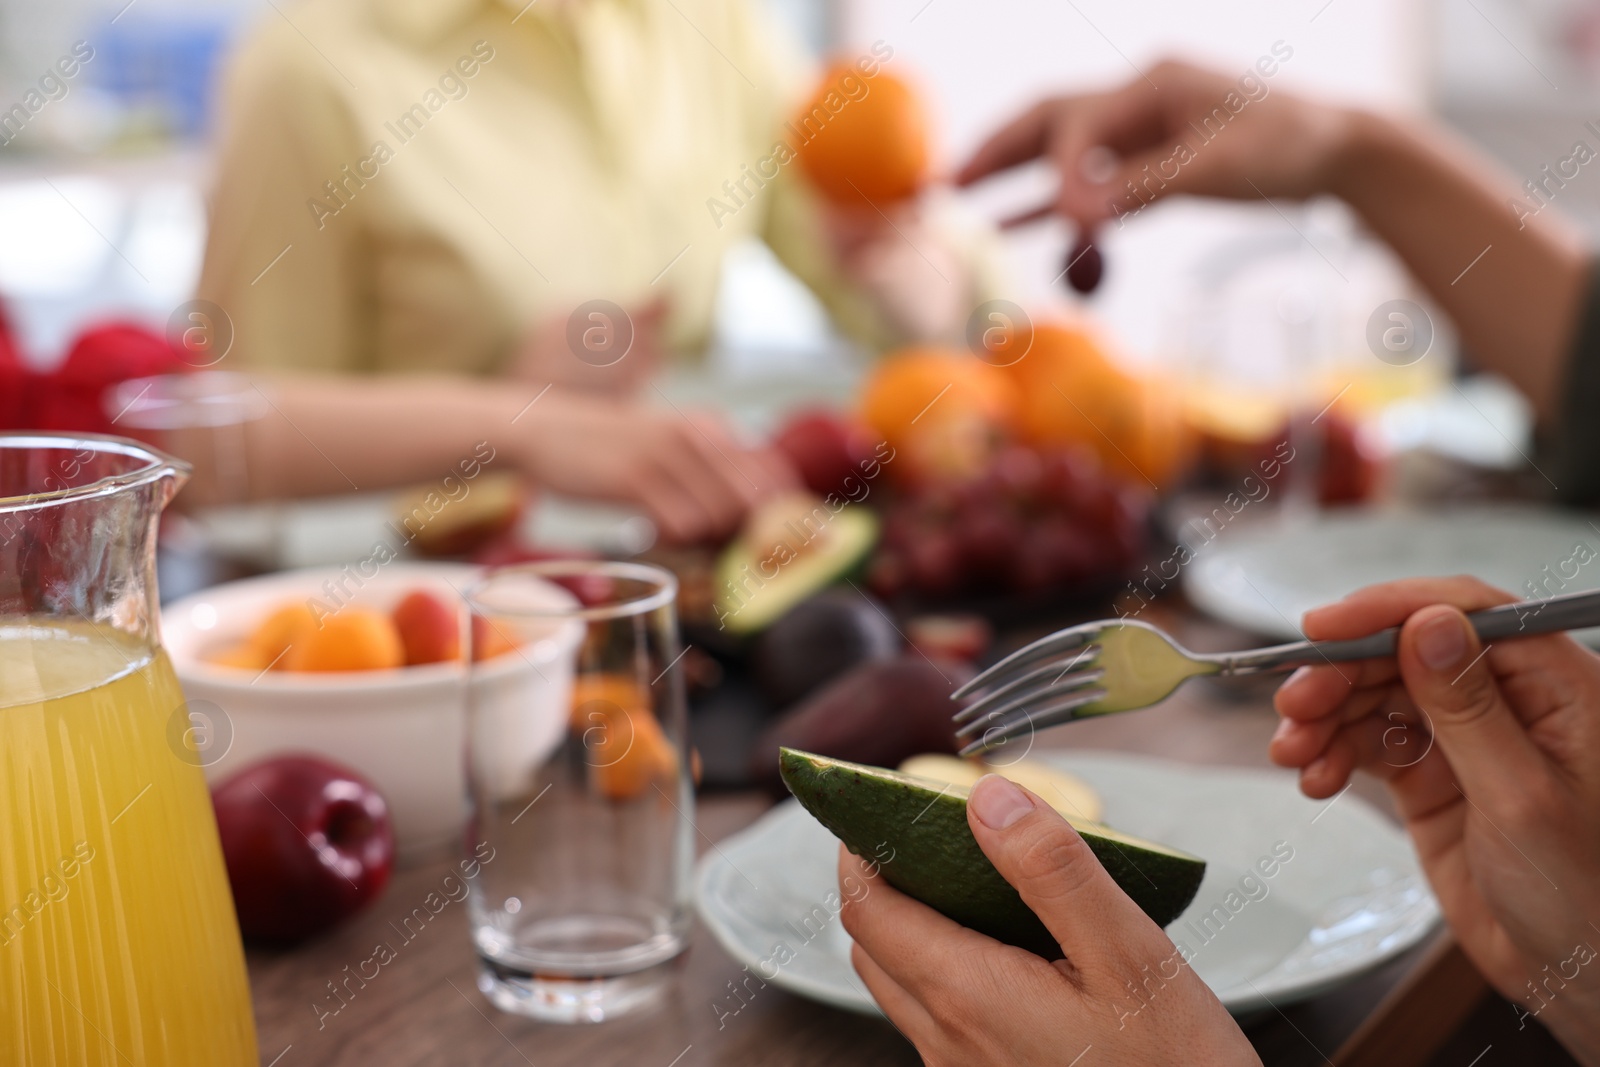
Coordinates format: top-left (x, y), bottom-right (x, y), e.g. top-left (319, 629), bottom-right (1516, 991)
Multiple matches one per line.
top-left (951, 586), bottom-right (1600, 756)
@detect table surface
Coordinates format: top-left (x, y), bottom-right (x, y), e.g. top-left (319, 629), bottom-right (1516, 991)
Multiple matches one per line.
top-left (245, 602), bottom-right (1438, 1067)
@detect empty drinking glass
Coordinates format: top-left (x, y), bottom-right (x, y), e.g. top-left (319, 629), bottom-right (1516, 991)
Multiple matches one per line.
top-left (464, 561), bottom-right (694, 1022)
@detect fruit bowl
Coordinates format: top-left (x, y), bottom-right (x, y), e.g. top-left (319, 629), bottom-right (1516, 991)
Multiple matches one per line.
top-left (162, 563), bottom-right (582, 863)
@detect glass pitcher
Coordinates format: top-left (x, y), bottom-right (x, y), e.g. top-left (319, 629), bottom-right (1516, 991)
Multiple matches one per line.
top-left (0, 433), bottom-right (257, 1065)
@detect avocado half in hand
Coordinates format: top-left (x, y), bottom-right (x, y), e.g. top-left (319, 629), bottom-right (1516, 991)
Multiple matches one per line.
top-left (714, 495), bottom-right (878, 635)
top-left (779, 748), bottom-right (1206, 960)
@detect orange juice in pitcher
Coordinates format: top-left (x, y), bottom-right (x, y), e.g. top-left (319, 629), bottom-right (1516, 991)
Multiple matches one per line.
top-left (0, 434), bottom-right (256, 1066)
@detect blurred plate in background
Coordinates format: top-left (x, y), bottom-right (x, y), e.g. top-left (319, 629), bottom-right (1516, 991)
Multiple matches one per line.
top-left (1184, 505), bottom-right (1600, 645)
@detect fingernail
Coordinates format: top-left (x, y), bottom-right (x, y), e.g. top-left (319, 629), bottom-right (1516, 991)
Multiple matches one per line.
top-left (1306, 755), bottom-right (1328, 779)
top-left (1416, 611), bottom-right (1468, 671)
top-left (1080, 145), bottom-right (1118, 185)
top-left (969, 774), bottom-right (1035, 830)
top-left (1271, 717), bottom-right (1295, 743)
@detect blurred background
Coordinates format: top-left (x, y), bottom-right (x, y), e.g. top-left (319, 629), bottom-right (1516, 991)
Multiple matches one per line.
top-left (0, 0), bottom-right (1588, 563)
top-left (0, 1), bottom-right (1576, 387)
top-left (0, 0), bottom-right (1416, 353)
top-left (3, 1), bottom-right (1593, 317)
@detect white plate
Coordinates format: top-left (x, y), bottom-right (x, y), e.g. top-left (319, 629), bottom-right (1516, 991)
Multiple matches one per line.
top-left (1184, 505), bottom-right (1600, 644)
top-left (696, 753), bottom-right (1439, 1017)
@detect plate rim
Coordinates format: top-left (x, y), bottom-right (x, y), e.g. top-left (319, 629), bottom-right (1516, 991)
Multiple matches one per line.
top-left (1183, 503), bottom-right (1600, 643)
top-left (694, 804), bottom-right (884, 1016)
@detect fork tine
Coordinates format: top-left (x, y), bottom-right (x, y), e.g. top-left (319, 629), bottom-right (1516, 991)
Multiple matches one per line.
top-left (952, 662), bottom-right (1105, 725)
top-left (956, 687), bottom-right (1109, 756)
top-left (951, 622), bottom-right (1106, 700)
top-left (954, 682), bottom-right (1108, 740)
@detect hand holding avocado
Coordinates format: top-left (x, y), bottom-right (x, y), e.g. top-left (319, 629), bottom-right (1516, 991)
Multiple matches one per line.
top-left (836, 775), bottom-right (1260, 1067)
top-left (1272, 577), bottom-right (1600, 1061)
top-left (802, 575), bottom-right (1600, 1066)
top-left (781, 750), bottom-right (1203, 957)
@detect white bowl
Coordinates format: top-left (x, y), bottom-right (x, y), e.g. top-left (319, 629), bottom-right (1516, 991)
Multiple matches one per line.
top-left (161, 563), bottom-right (582, 863)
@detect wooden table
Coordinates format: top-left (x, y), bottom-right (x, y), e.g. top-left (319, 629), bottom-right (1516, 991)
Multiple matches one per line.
top-left (244, 604), bottom-right (1563, 1067)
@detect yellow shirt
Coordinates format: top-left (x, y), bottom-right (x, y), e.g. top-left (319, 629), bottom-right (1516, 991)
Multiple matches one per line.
top-left (198, 0), bottom-right (907, 376)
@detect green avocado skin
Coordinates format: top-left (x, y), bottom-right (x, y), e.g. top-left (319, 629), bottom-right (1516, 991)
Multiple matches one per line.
top-left (779, 749), bottom-right (1206, 961)
top-left (715, 508), bottom-right (879, 635)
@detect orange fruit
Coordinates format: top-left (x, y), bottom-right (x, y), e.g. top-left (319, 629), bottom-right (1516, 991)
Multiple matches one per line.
top-left (1009, 322), bottom-right (1192, 489)
top-left (247, 603), bottom-right (319, 669)
top-left (283, 608), bottom-right (405, 672)
top-left (794, 63), bottom-right (929, 206)
top-left (207, 642), bottom-right (269, 671)
top-left (572, 686), bottom-right (677, 801)
top-left (860, 347), bottom-right (1019, 482)
top-left (568, 673), bottom-right (650, 731)
top-left (994, 320), bottom-right (1095, 387)
top-left (469, 614), bottom-right (521, 662)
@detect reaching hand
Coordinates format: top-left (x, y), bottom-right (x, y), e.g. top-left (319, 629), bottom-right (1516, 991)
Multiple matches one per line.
top-left (515, 389), bottom-right (796, 544)
top-left (1272, 577), bottom-right (1600, 1063)
top-left (839, 774), bottom-right (1259, 1067)
top-left (956, 58), bottom-right (1355, 230)
top-left (822, 199), bottom-right (972, 344)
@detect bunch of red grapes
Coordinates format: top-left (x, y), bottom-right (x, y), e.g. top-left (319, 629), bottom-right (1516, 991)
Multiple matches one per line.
top-left (868, 445), bottom-right (1150, 602)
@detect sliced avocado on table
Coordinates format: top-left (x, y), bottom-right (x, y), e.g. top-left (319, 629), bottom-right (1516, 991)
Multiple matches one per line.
top-left (715, 505), bottom-right (878, 635)
top-left (780, 748), bottom-right (1205, 960)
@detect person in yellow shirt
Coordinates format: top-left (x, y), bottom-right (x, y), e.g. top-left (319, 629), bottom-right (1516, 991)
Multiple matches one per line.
top-left (197, 0), bottom-right (993, 542)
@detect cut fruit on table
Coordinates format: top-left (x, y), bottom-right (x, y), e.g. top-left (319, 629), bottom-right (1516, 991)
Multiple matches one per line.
top-left (396, 470), bottom-right (528, 558)
top-left (780, 749), bottom-right (1205, 960)
top-left (897, 753), bottom-right (1104, 824)
top-left (205, 587), bottom-right (521, 671)
top-left (283, 608), bottom-right (405, 672)
top-left (714, 492), bottom-right (879, 634)
top-left (570, 673), bottom-right (680, 801)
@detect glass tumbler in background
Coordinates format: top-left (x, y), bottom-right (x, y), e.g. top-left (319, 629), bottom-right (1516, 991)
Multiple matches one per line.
top-left (104, 371), bottom-right (267, 504)
top-left (464, 561), bottom-right (695, 1022)
top-left (105, 372), bottom-right (284, 590)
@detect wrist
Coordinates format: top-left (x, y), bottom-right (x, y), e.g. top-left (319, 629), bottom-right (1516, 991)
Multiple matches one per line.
top-left (506, 393), bottom-right (559, 486)
top-left (1319, 106), bottom-right (1400, 204)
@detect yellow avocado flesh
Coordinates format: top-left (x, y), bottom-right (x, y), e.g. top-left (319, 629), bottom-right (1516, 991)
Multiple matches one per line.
top-left (897, 753), bottom-right (1105, 824)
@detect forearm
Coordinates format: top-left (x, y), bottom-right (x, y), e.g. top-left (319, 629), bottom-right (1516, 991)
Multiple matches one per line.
top-left (1329, 110), bottom-right (1590, 420)
top-left (175, 374), bottom-right (533, 505)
